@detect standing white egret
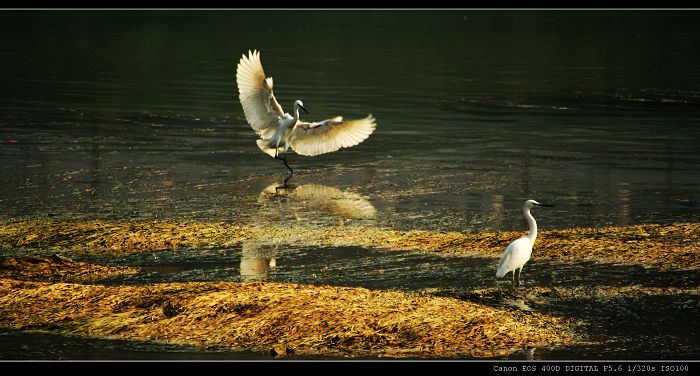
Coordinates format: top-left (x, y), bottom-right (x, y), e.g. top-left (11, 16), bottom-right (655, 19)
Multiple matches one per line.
top-left (496, 199), bottom-right (554, 288)
top-left (236, 50), bottom-right (377, 176)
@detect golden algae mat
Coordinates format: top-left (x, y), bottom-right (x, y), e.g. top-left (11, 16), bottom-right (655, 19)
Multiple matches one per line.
top-left (0, 219), bottom-right (698, 358)
top-left (1, 220), bottom-right (698, 269)
top-left (0, 278), bottom-right (572, 358)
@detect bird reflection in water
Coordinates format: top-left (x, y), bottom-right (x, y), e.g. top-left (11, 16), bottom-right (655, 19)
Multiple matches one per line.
top-left (239, 182), bottom-right (377, 281)
top-left (240, 240), bottom-right (278, 282)
top-left (258, 183), bottom-right (377, 223)
top-left (525, 347), bottom-right (536, 360)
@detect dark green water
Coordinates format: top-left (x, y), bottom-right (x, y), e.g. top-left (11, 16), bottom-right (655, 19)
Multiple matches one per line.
top-left (1, 10), bottom-right (700, 231)
top-left (1, 10), bottom-right (699, 360)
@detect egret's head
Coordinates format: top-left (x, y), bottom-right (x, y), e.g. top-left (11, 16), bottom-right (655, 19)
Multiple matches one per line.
top-left (524, 199), bottom-right (554, 209)
top-left (294, 100), bottom-right (308, 114)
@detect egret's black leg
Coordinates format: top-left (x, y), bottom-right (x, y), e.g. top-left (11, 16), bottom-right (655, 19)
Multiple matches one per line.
top-left (510, 270), bottom-right (518, 297)
top-left (282, 173), bottom-right (293, 188)
top-left (517, 267), bottom-right (523, 287)
top-left (275, 154), bottom-right (294, 175)
top-left (275, 182), bottom-right (290, 193)
top-left (274, 174), bottom-right (294, 192)
top-left (273, 153), bottom-right (294, 191)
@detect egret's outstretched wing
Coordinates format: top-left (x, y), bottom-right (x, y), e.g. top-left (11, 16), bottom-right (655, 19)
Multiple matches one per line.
top-left (290, 114), bottom-right (376, 157)
top-left (236, 50), bottom-right (284, 135)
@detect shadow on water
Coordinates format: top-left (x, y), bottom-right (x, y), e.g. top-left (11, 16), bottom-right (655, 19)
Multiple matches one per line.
top-left (0, 329), bottom-right (270, 360)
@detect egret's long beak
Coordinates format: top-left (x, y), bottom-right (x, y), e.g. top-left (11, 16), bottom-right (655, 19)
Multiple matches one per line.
top-left (537, 203), bottom-right (555, 207)
top-left (299, 104), bottom-right (308, 114)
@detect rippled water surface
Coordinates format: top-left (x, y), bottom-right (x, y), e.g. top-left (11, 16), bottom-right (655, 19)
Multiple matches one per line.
top-left (1, 10), bottom-right (699, 360)
top-left (2, 11), bottom-right (700, 231)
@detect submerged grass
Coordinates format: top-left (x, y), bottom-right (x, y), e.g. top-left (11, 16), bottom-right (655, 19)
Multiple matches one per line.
top-left (0, 278), bottom-right (573, 358)
top-left (0, 219), bottom-right (696, 358)
top-left (1, 219), bottom-right (698, 269)
top-left (437, 285), bottom-right (700, 307)
top-left (0, 255), bottom-right (138, 283)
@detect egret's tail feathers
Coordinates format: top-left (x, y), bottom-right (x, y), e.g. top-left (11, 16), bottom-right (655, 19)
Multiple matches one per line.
top-left (495, 251), bottom-right (511, 278)
top-left (256, 139), bottom-right (284, 158)
top-left (496, 267), bottom-right (508, 278)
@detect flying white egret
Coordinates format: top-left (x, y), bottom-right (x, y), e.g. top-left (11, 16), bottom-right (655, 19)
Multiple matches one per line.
top-left (496, 199), bottom-right (554, 288)
top-left (236, 50), bottom-right (377, 176)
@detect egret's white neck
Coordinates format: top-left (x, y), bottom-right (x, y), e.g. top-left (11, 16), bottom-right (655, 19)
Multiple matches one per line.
top-left (292, 103), bottom-right (302, 123)
top-left (524, 206), bottom-right (538, 244)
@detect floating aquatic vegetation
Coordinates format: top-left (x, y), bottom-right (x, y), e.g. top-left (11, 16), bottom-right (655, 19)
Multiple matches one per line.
top-left (0, 219), bottom-right (247, 254)
top-left (447, 285), bottom-right (700, 307)
top-left (426, 284), bottom-right (700, 354)
top-left (0, 219), bottom-right (696, 358)
top-left (0, 279), bottom-right (573, 358)
top-left (1, 220), bottom-right (697, 269)
top-left (0, 255), bottom-right (138, 284)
